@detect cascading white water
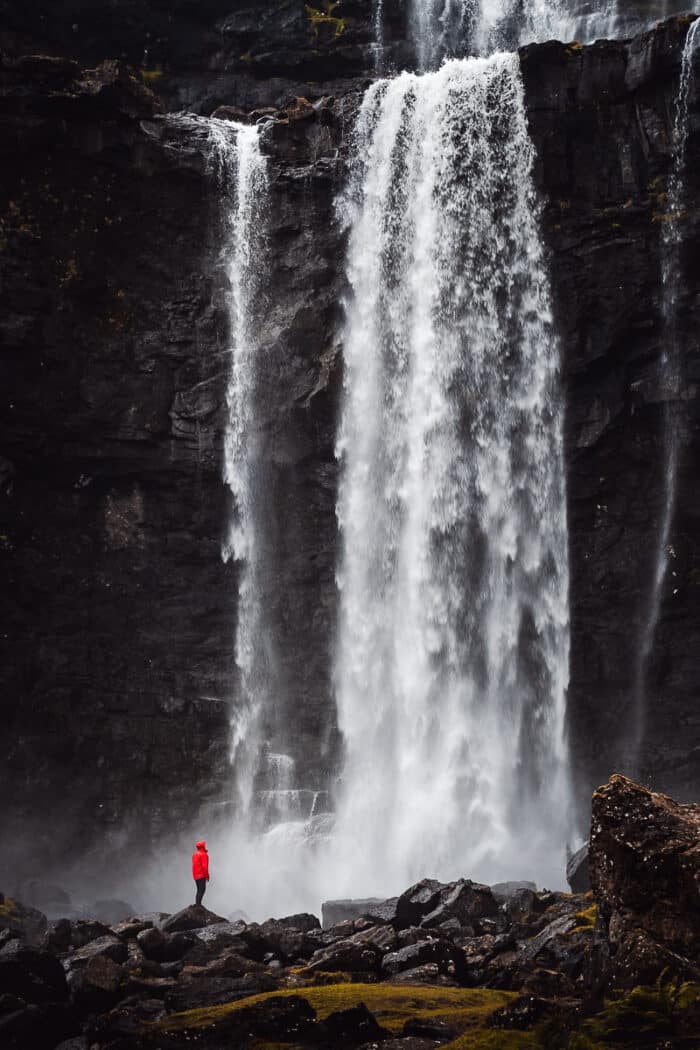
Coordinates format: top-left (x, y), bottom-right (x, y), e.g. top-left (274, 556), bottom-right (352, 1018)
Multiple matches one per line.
top-left (333, 52), bottom-right (572, 894)
top-left (631, 17), bottom-right (699, 769)
top-left (406, 0), bottom-right (700, 69)
top-left (204, 119), bottom-right (272, 817)
top-left (409, 0), bottom-right (566, 66)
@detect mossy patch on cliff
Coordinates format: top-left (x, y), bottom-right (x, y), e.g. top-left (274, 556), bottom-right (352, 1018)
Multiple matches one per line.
top-left (305, 1), bottom-right (347, 40)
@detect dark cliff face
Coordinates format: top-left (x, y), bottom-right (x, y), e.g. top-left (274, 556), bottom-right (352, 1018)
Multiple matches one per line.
top-left (1, 11), bottom-right (699, 882)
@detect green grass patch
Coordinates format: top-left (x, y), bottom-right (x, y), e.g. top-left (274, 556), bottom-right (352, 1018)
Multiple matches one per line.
top-left (155, 983), bottom-right (515, 1035)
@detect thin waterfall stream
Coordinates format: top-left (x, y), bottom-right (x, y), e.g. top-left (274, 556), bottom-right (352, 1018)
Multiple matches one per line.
top-left (631, 17), bottom-right (699, 771)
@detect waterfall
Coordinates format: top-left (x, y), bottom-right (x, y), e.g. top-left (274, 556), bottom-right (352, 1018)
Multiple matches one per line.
top-left (333, 52), bottom-right (572, 893)
top-left (204, 119), bottom-right (273, 819)
top-left (632, 17), bottom-right (699, 770)
top-left (404, 0), bottom-right (700, 68)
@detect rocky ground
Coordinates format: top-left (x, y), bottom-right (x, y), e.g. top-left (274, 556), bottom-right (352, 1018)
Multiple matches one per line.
top-left (1, 775), bottom-right (698, 1049)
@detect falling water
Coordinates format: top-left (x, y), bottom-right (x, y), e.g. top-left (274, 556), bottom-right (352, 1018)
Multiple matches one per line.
top-left (333, 53), bottom-right (572, 894)
top-left (404, 0), bottom-right (700, 69)
top-left (203, 119), bottom-right (273, 819)
top-left (632, 17), bottom-right (699, 769)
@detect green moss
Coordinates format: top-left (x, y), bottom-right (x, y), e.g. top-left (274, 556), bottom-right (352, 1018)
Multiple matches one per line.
top-left (570, 903), bottom-right (597, 931)
top-left (305, 1), bottom-right (347, 39)
top-left (155, 983), bottom-right (515, 1035)
top-left (139, 66), bottom-right (163, 84)
top-left (0, 898), bottom-right (17, 918)
top-left (442, 1031), bottom-right (539, 1049)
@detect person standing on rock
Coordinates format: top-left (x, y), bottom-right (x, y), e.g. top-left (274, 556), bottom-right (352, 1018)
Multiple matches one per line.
top-left (192, 839), bottom-right (210, 906)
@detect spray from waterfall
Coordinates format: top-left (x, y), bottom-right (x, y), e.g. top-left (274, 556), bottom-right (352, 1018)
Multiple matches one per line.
top-left (334, 52), bottom-right (572, 894)
top-left (631, 17), bottom-right (698, 772)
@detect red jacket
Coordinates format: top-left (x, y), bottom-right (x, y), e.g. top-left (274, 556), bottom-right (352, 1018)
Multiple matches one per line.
top-left (192, 840), bottom-right (209, 881)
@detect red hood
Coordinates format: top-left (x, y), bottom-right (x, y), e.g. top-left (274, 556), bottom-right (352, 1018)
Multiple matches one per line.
top-left (195, 840), bottom-right (207, 851)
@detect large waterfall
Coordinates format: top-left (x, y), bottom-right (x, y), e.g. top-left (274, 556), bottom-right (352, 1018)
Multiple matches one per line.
top-left (333, 53), bottom-right (571, 894)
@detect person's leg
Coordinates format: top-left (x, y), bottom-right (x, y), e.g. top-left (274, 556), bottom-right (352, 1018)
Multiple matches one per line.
top-left (195, 878), bottom-right (206, 906)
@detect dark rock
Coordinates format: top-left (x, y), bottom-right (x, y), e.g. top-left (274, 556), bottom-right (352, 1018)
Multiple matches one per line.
top-left (274, 912), bottom-right (321, 933)
top-left (69, 934), bottom-right (128, 968)
top-left (112, 918), bottom-right (154, 941)
top-left (590, 774), bottom-right (700, 987)
top-left (136, 927), bottom-right (196, 963)
top-left (306, 937), bottom-right (382, 976)
top-left (161, 904), bottom-right (226, 933)
top-left (403, 1016), bottom-right (461, 1040)
top-left (418, 879), bottom-right (500, 930)
top-left (0, 940), bottom-right (68, 1003)
top-left (490, 881), bottom-right (538, 903)
top-left (69, 954), bottom-right (124, 1013)
top-left (319, 1001), bottom-right (390, 1043)
top-left (69, 919), bottom-right (116, 949)
top-left (0, 899), bottom-right (47, 945)
top-left (394, 880), bottom-right (444, 930)
top-left (566, 843), bottom-right (590, 894)
top-left (164, 972), bottom-right (287, 1013)
top-left (322, 898), bottom-right (399, 928)
top-left (42, 918), bottom-right (72, 953)
top-left (0, 1001), bottom-right (78, 1050)
top-left (384, 963), bottom-right (459, 986)
top-left (381, 939), bottom-right (466, 981)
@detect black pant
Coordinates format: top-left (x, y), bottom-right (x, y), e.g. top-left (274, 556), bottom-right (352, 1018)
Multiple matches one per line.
top-left (195, 878), bottom-right (206, 906)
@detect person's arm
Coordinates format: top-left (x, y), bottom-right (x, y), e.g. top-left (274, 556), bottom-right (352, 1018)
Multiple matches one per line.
top-left (205, 853), bottom-right (210, 881)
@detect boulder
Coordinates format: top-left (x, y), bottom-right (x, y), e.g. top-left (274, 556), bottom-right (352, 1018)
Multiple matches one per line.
top-left (418, 879), bottom-right (500, 930)
top-left (322, 897), bottom-right (398, 928)
top-left (384, 963), bottom-right (459, 986)
top-left (42, 918), bottom-right (72, 954)
top-left (394, 881), bottom-right (444, 929)
top-left (381, 938), bottom-right (466, 981)
top-left (0, 941), bottom-right (68, 1003)
top-left (590, 774), bottom-right (700, 987)
top-left (112, 918), bottom-right (154, 941)
top-left (0, 898), bottom-right (48, 945)
top-left (136, 927), bottom-right (196, 963)
top-left (305, 937), bottom-right (382, 976)
top-left (566, 843), bottom-right (590, 894)
top-left (69, 955), bottom-right (124, 1013)
top-left (69, 935), bottom-right (128, 968)
top-left (164, 971), bottom-right (282, 1012)
top-left (69, 920), bottom-right (116, 949)
top-left (320, 1002), bottom-right (390, 1043)
top-left (274, 912), bottom-right (321, 933)
top-left (490, 881), bottom-right (538, 903)
top-left (0, 1001), bottom-right (78, 1050)
top-left (161, 904), bottom-right (226, 933)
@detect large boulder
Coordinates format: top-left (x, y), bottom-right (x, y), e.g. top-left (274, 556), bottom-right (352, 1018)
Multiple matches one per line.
top-left (136, 927), bottom-right (197, 963)
top-left (0, 940), bottom-right (68, 1003)
top-left (161, 904), bottom-right (226, 933)
top-left (419, 879), bottom-right (500, 930)
top-left (69, 935), bottom-right (128, 968)
top-left (589, 774), bottom-right (700, 987)
top-left (381, 938), bottom-right (466, 981)
top-left (305, 937), bottom-right (382, 976)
